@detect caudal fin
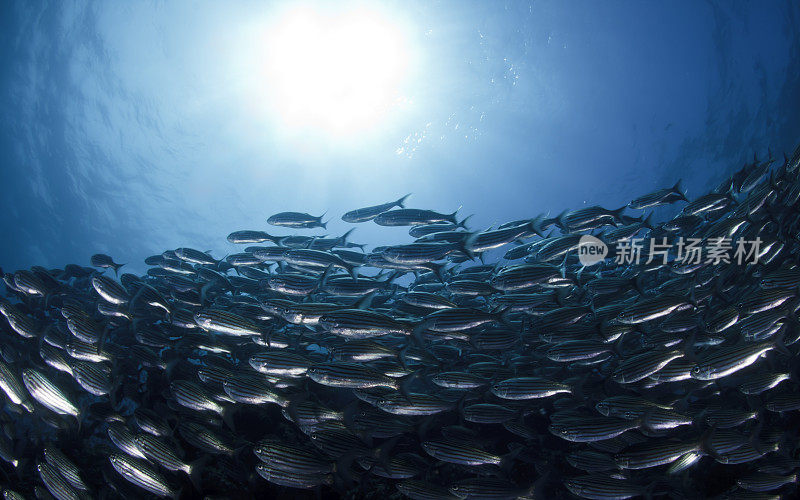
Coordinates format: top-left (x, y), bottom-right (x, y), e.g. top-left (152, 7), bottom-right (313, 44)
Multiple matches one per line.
top-left (338, 228), bottom-right (355, 245)
top-left (448, 206), bottom-right (462, 224)
top-left (112, 263), bottom-right (125, 277)
top-left (188, 455), bottom-right (210, 492)
top-left (396, 193), bottom-right (412, 208)
top-left (457, 214), bottom-right (473, 229)
top-left (642, 213), bottom-right (654, 230)
top-left (672, 179), bottom-right (689, 202)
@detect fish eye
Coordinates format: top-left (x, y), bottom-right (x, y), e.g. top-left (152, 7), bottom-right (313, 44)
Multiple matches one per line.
top-left (378, 399), bottom-right (387, 405)
top-left (311, 433), bottom-right (318, 440)
top-left (625, 411), bottom-right (633, 419)
top-left (691, 366), bottom-right (701, 374)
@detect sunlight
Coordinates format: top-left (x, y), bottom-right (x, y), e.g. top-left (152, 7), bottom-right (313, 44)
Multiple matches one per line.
top-left (259, 5), bottom-right (412, 137)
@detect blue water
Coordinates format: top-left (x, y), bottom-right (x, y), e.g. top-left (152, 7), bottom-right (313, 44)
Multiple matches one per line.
top-left (1, 1), bottom-right (798, 274)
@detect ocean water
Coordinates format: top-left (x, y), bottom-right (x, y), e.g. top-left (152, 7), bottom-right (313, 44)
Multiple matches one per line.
top-left (1, 1), bottom-right (798, 274)
top-left (1, 1), bottom-right (800, 499)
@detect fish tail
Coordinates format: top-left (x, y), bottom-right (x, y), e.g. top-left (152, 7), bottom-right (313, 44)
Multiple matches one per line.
top-left (396, 193), bottom-right (411, 208)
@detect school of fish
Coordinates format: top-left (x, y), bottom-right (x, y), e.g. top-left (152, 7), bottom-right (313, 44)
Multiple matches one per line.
top-left (1, 144), bottom-right (800, 499)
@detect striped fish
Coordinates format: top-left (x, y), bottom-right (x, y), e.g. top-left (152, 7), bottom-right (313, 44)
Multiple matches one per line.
top-left (170, 380), bottom-right (226, 416)
top-left (253, 438), bottom-right (332, 474)
top-left (566, 451), bottom-right (618, 473)
top-left (43, 446), bottom-right (88, 491)
top-left (691, 340), bottom-right (776, 380)
top-left (396, 480), bottom-right (458, 500)
top-left (462, 403), bottom-right (516, 424)
top-left (342, 195), bottom-right (411, 223)
top-left (134, 408), bottom-right (172, 437)
top-left (0, 360), bottom-right (34, 412)
top-left (490, 264), bottom-right (563, 291)
top-left (91, 275), bottom-right (130, 304)
top-left (737, 472), bottom-right (797, 492)
top-left (759, 268), bottom-right (800, 289)
top-left (71, 361), bottom-right (114, 396)
top-left (550, 417), bottom-right (639, 443)
top-left (490, 377), bottom-right (571, 399)
top-left (109, 454), bottom-right (177, 498)
top-left (90, 253), bottom-right (124, 274)
top-left (739, 372), bottom-right (790, 395)
top-left (227, 230), bottom-right (279, 244)
top-left (134, 433), bottom-right (199, 481)
top-left (615, 440), bottom-right (701, 469)
top-left (421, 439), bottom-right (501, 466)
top-left (318, 309), bottom-right (410, 339)
top-left (177, 422), bottom-right (236, 455)
top-left (374, 208), bottom-right (459, 227)
top-left (65, 340), bottom-right (112, 363)
top-left (267, 211), bottom-right (326, 229)
top-left (615, 295), bottom-right (692, 324)
top-left (108, 422), bottom-right (147, 459)
top-left (330, 340), bottom-right (397, 362)
top-left (376, 393), bottom-right (454, 416)
top-left (284, 249), bottom-right (357, 277)
top-left (13, 270), bottom-right (48, 296)
top-left (307, 362), bottom-right (399, 390)
top-left (630, 181), bottom-right (687, 209)
top-left (612, 350), bottom-right (684, 384)
top-left (21, 369), bottom-right (79, 418)
top-left (0, 303), bottom-right (39, 338)
top-left (223, 373), bottom-right (286, 406)
top-left (431, 371), bottom-right (488, 390)
top-left (563, 475), bottom-right (643, 500)
top-left (37, 462), bottom-right (80, 500)
top-left (255, 462), bottom-right (333, 489)
top-left (267, 273), bottom-right (325, 296)
top-left (66, 314), bottom-right (103, 343)
top-left (400, 291), bottom-right (457, 310)
top-left (174, 247), bottom-right (217, 265)
top-left (546, 340), bottom-right (612, 362)
top-left (250, 351), bottom-right (312, 377)
top-left (194, 309), bottom-right (262, 336)
top-left (419, 307), bottom-right (508, 333)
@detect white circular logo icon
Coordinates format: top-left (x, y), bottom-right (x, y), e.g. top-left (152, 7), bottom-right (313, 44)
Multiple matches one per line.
top-left (578, 235), bottom-right (608, 266)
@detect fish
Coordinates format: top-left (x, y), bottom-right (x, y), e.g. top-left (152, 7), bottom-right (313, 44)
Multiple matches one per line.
top-left (43, 446), bottom-right (88, 491)
top-left (2, 144), bottom-right (800, 499)
top-left (373, 208), bottom-right (462, 227)
top-left (267, 211), bottom-right (327, 229)
top-left (21, 369), bottom-right (79, 419)
top-left (90, 253), bottom-right (124, 275)
top-left (37, 462), bottom-right (80, 500)
top-left (342, 194), bottom-right (412, 223)
top-left (629, 180), bottom-right (688, 209)
top-left (108, 453), bottom-right (179, 498)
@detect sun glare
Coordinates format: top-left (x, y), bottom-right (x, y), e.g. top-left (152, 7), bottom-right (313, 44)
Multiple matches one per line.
top-left (260, 5), bottom-right (412, 136)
